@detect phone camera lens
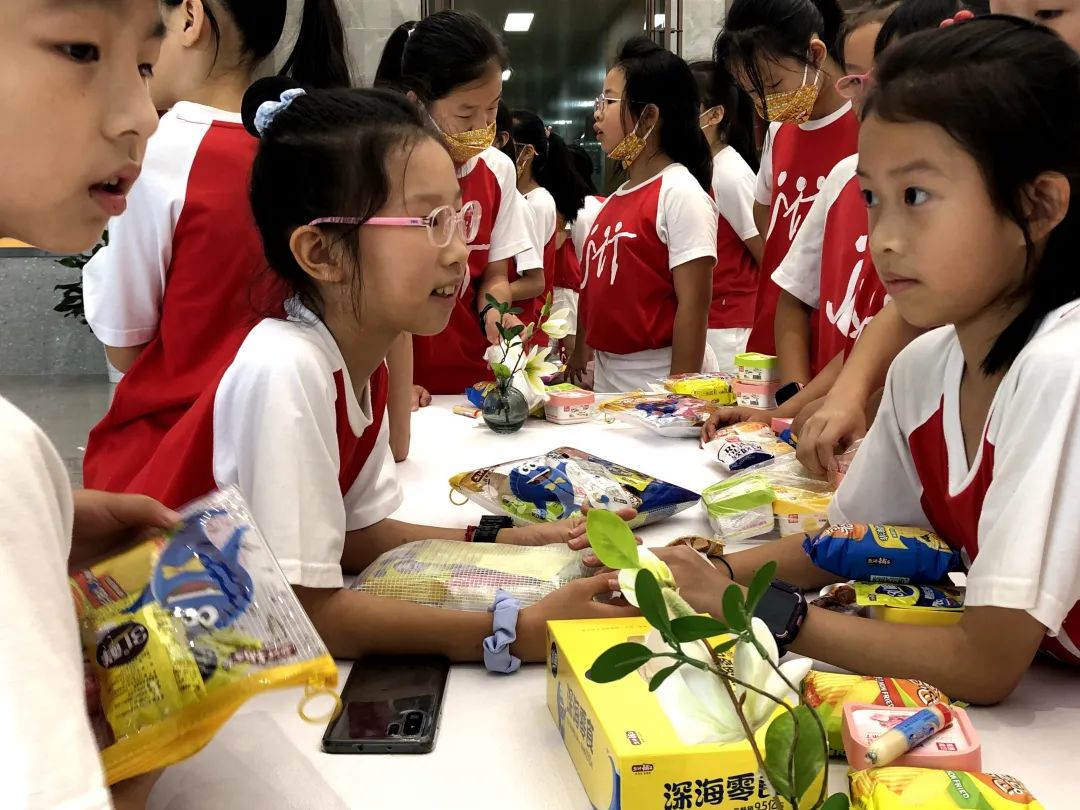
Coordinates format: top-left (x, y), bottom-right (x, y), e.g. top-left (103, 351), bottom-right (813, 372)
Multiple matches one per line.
top-left (403, 711), bottom-right (424, 735)
top-left (388, 723), bottom-right (401, 736)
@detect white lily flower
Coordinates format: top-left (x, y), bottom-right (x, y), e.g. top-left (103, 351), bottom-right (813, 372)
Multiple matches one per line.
top-left (523, 345), bottom-right (559, 399)
top-left (540, 308), bottom-right (572, 340)
top-left (617, 547), bottom-right (676, 606)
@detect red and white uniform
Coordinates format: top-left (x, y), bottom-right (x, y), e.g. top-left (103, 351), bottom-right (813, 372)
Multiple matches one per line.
top-left (519, 186), bottom-right (558, 332)
top-left (552, 235), bottom-right (583, 337)
top-left (831, 303), bottom-right (1080, 665)
top-left (709, 146), bottom-right (759, 374)
top-left (772, 155), bottom-right (888, 376)
top-left (571, 195), bottom-right (606, 263)
top-left (82, 102), bottom-right (282, 492)
top-left (127, 300), bottom-right (402, 588)
top-left (413, 148), bottom-right (538, 394)
top-left (747, 103), bottom-right (859, 355)
top-left (579, 164), bottom-right (718, 392)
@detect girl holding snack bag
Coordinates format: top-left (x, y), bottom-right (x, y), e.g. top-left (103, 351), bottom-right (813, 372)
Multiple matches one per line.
top-left (376, 10), bottom-right (542, 397)
top-left (125, 79), bottom-right (635, 665)
top-left (651, 16), bottom-right (1080, 704)
top-left (568, 38), bottom-right (719, 393)
top-left (82, 0), bottom-right (351, 492)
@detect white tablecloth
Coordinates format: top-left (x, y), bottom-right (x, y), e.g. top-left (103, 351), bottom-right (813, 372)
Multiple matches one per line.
top-left (148, 398), bottom-right (1078, 810)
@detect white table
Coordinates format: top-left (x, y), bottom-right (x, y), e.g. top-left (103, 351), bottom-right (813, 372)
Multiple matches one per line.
top-left (148, 398), bottom-right (1078, 810)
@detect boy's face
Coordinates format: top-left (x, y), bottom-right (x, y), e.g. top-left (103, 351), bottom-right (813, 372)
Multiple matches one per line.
top-left (991, 1), bottom-right (1080, 52)
top-left (0, 0), bottom-right (163, 253)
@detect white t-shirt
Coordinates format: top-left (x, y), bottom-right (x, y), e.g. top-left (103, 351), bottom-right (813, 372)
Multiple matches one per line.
top-left (0, 397), bottom-right (111, 809)
top-left (571, 195), bottom-right (605, 263)
top-left (830, 302), bottom-right (1080, 662)
top-left (712, 146), bottom-right (759, 242)
top-left (754, 102), bottom-right (854, 207)
top-left (459, 148), bottom-right (542, 275)
top-left (523, 186), bottom-right (558, 260)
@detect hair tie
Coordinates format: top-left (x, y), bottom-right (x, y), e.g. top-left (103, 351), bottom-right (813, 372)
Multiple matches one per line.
top-left (254, 88), bottom-right (306, 136)
top-left (940, 9), bottom-right (975, 28)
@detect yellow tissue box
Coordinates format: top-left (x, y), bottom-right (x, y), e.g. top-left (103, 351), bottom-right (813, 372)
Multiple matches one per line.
top-left (547, 617), bottom-right (790, 810)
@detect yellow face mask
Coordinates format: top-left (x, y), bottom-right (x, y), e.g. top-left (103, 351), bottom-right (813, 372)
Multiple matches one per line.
top-left (608, 120), bottom-right (655, 170)
top-left (433, 118), bottom-right (497, 165)
top-left (754, 62), bottom-right (821, 124)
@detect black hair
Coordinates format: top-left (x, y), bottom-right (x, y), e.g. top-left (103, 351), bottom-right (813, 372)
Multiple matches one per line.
top-left (241, 76), bottom-right (432, 318)
top-left (689, 59), bottom-right (760, 174)
top-left (864, 15), bottom-right (1080, 374)
top-left (837, 0), bottom-right (900, 69)
top-left (495, 101), bottom-right (516, 161)
top-left (715, 0), bottom-right (844, 115)
top-left (374, 10), bottom-right (509, 103)
top-left (511, 110), bottom-right (589, 223)
top-left (162, 0), bottom-right (350, 89)
top-left (614, 37), bottom-right (713, 193)
top-left (873, 0), bottom-right (979, 56)
top-left (567, 145), bottom-right (599, 196)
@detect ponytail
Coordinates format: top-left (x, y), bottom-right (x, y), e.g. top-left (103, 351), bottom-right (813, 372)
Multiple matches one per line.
top-left (689, 59), bottom-right (760, 174)
top-left (279, 0), bottom-right (351, 89)
top-left (512, 110), bottom-right (589, 222)
top-left (374, 21), bottom-right (415, 89)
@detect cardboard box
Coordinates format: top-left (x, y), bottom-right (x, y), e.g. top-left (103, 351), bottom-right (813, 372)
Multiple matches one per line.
top-left (547, 617), bottom-right (784, 810)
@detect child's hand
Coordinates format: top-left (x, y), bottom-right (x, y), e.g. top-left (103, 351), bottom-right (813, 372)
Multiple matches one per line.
top-left (796, 396), bottom-right (868, 477)
top-left (514, 573), bottom-right (637, 661)
top-left (502, 517), bottom-right (587, 548)
top-left (566, 348), bottom-right (592, 389)
top-left (651, 545), bottom-right (735, 619)
top-left (484, 310), bottom-right (524, 345)
top-left (411, 385), bottom-right (432, 411)
top-left (700, 406), bottom-right (775, 443)
top-left (70, 490), bottom-right (181, 570)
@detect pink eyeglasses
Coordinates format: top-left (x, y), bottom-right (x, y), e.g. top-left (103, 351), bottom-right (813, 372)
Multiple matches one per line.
top-left (836, 71), bottom-right (873, 101)
top-left (308, 200), bottom-right (482, 249)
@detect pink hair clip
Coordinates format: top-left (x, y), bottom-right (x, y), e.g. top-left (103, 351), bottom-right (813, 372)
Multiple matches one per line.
top-left (940, 9), bottom-right (975, 27)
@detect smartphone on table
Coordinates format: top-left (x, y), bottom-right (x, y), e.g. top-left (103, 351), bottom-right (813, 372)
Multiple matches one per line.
top-left (321, 656), bottom-right (449, 754)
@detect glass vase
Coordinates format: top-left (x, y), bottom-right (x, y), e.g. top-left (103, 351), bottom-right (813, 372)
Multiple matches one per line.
top-left (482, 382), bottom-right (529, 434)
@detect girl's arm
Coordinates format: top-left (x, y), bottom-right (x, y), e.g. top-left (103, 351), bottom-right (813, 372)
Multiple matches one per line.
top-left (478, 258), bottom-right (516, 344)
top-left (744, 234), bottom-right (764, 267)
top-left (385, 333), bottom-right (413, 463)
top-left (775, 289), bottom-right (814, 384)
top-left (753, 202), bottom-right (771, 251)
top-left (105, 344), bottom-right (149, 374)
top-left (509, 267), bottom-right (546, 302)
top-left (670, 257), bottom-right (714, 375)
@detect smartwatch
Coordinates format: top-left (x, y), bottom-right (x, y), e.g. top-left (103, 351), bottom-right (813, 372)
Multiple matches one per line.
top-left (470, 515), bottom-right (514, 543)
top-left (775, 381), bottom-right (804, 407)
top-left (752, 580), bottom-right (808, 655)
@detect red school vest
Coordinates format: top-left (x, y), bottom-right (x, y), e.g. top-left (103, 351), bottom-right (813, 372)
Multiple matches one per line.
top-left (908, 405), bottom-right (1080, 665)
top-left (515, 226), bottom-right (558, 347)
top-left (812, 176), bottom-right (886, 373)
top-left (413, 159), bottom-right (503, 394)
top-left (554, 236), bottom-right (583, 290)
top-left (126, 358), bottom-right (389, 511)
top-left (710, 212), bottom-right (757, 331)
top-left (83, 121), bottom-right (284, 492)
top-left (580, 176), bottom-right (676, 355)
top-left (746, 111), bottom-right (860, 355)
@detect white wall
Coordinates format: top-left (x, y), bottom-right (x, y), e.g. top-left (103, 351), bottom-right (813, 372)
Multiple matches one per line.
top-left (681, 0), bottom-right (725, 62)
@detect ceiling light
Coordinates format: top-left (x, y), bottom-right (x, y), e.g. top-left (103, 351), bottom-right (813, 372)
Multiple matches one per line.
top-left (654, 13), bottom-right (666, 28)
top-left (502, 69), bottom-right (513, 81)
top-left (504, 13), bottom-right (534, 32)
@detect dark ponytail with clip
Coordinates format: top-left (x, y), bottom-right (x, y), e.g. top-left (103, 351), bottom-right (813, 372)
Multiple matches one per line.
top-left (511, 110), bottom-right (589, 223)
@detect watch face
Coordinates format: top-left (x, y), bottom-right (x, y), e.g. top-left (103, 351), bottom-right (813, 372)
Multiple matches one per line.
top-left (754, 586), bottom-right (803, 638)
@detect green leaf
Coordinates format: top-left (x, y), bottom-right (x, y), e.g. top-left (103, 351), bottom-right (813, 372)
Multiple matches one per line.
top-left (712, 637), bottom-right (739, 656)
top-left (586, 642), bottom-right (654, 683)
top-left (746, 560), bottom-right (778, 615)
top-left (636, 569), bottom-right (671, 636)
top-left (485, 293), bottom-right (500, 309)
top-left (722, 584), bottom-right (748, 633)
top-left (496, 324), bottom-right (510, 343)
top-left (491, 362), bottom-right (512, 379)
top-left (649, 663), bottom-right (681, 692)
top-left (822, 795), bottom-right (850, 810)
top-left (764, 705), bottom-right (827, 805)
top-left (508, 324), bottom-right (525, 339)
top-left (669, 615), bottom-right (730, 643)
top-left (585, 509), bottom-right (640, 570)
top-left (507, 306), bottom-right (524, 316)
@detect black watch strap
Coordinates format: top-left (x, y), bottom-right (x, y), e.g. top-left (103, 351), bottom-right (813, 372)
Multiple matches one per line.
top-left (474, 515), bottom-right (513, 543)
top-left (478, 303), bottom-right (497, 333)
top-left (753, 580), bottom-right (808, 655)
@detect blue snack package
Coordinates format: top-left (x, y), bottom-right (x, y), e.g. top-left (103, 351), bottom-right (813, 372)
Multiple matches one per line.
top-left (803, 523), bottom-right (962, 584)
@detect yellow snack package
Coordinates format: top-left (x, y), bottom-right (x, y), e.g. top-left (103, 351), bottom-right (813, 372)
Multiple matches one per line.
top-left (72, 488), bottom-right (338, 784)
top-left (802, 671), bottom-right (952, 757)
top-left (772, 484), bottom-right (832, 537)
top-left (850, 768), bottom-right (1045, 809)
top-left (661, 371), bottom-right (737, 405)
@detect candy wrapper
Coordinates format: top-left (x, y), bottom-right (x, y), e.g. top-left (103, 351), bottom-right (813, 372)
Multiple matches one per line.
top-left (352, 540), bottom-right (588, 611)
top-left (817, 582), bottom-right (965, 625)
top-left (70, 488), bottom-right (337, 784)
top-left (598, 391), bottom-right (716, 438)
top-left (449, 447), bottom-right (699, 529)
top-left (850, 768), bottom-right (1044, 809)
top-left (829, 438), bottom-right (863, 489)
top-left (803, 523), bottom-right (962, 584)
top-left (660, 372), bottom-right (737, 405)
top-left (802, 671), bottom-right (953, 757)
top-left (703, 421), bottom-right (795, 473)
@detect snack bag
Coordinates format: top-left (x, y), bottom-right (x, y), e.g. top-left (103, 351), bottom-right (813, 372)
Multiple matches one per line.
top-left (701, 475), bottom-right (777, 543)
top-left (704, 421), bottom-right (795, 473)
top-left (850, 768), bottom-right (1045, 809)
top-left (661, 371), bottom-right (737, 405)
top-left (803, 524), bottom-right (962, 584)
top-left (352, 540), bottom-right (588, 610)
top-left (773, 484), bottom-right (831, 537)
top-left (71, 488), bottom-right (337, 784)
top-left (816, 582), bottom-right (965, 625)
top-left (599, 391), bottom-right (716, 438)
top-left (449, 447), bottom-right (699, 529)
top-left (803, 671), bottom-right (953, 757)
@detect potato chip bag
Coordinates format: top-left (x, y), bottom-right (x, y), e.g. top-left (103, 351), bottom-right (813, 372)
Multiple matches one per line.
top-left (803, 523), bottom-right (962, 584)
top-left (850, 767), bottom-right (1044, 809)
top-left (70, 488), bottom-right (337, 784)
top-left (802, 672), bottom-right (953, 756)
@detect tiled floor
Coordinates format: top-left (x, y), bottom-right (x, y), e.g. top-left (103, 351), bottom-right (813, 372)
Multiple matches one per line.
top-left (0, 375), bottom-right (112, 487)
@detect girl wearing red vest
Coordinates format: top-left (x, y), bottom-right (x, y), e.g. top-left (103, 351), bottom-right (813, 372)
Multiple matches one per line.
top-left (128, 80), bottom-right (631, 665)
top-left (81, 0), bottom-right (351, 493)
top-left (716, 0), bottom-right (860, 362)
top-left (569, 38), bottom-right (719, 393)
top-left (377, 11), bottom-right (541, 396)
top-left (663, 18), bottom-right (1080, 702)
top-left (690, 60), bottom-right (763, 375)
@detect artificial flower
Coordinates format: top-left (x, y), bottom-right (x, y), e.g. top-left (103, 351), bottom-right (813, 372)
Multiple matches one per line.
top-left (540, 307), bottom-right (572, 340)
top-left (523, 345), bottom-right (559, 398)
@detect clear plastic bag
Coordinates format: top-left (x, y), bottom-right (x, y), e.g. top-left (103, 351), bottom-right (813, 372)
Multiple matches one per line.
top-left (351, 540), bottom-right (589, 611)
top-left (71, 488), bottom-right (337, 784)
top-left (598, 391), bottom-right (716, 438)
top-left (449, 446), bottom-right (700, 529)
